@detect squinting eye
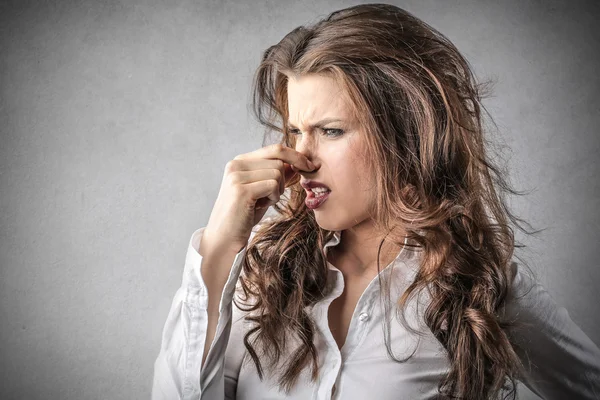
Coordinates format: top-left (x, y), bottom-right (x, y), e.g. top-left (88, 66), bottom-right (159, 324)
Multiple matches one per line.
top-left (288, 128), bottom-right (344, 137)
top-left (323, 128), bottom-right (344, 137)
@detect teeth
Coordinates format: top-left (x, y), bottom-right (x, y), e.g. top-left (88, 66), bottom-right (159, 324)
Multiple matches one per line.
top-left (311, 187), bottom-right (329, 194)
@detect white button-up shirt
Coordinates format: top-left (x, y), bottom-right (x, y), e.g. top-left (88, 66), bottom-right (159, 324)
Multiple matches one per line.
top-left (152, 222), bottom-right (600, 399)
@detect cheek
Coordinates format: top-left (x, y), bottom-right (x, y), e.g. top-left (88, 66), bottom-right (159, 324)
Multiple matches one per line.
top-left (350, 154), bottom-right (373, 190)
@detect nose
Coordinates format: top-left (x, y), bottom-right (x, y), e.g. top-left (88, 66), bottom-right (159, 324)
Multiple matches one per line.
top-left (293, 134), bottom-right (318, 169)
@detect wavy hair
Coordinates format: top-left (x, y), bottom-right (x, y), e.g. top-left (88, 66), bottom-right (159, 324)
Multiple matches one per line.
top-left (234, 4), bottom-right (540, 399)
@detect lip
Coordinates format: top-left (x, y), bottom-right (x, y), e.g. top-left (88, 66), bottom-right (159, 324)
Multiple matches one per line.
top-left (305, 190), bottom-right (330, 209)
top-left (300, 179), bottom-right (331, 191)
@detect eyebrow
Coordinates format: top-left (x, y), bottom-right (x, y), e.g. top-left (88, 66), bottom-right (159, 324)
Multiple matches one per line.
top-left (287, 118), bottom-right (344, 129)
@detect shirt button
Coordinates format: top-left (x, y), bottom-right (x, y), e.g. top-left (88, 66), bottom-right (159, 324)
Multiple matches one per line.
top-left (358, 312), bottom-right (369, 322)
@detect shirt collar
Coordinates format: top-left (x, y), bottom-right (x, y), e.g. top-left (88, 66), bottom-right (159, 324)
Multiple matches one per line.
top-left (322, 230), bottom-right (415, 273)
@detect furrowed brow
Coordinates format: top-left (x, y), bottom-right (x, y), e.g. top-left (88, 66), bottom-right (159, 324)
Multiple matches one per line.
top-left (287, 118), bottom-right (343, 129)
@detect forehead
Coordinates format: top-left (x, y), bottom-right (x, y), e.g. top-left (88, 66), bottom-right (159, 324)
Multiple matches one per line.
top-left (286, 74), bottom-right (353, 125)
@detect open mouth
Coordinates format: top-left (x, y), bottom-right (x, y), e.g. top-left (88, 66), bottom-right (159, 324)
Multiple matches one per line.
top-left (305, 188), bottom-right (331, 210)
top-left (306, 188), bottom-right (331, 199)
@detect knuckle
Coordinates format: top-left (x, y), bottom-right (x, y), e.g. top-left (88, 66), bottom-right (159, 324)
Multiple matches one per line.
top-left (224, 160), bottom-right (237, 172)
top-left (225, 158), bottom-right (242, 172)
top-left (272, 143), bottom-right (284, 152)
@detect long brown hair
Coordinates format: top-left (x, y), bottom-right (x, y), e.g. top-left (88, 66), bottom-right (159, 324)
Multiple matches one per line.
top-left (235, 4), bottom-right (540, 399)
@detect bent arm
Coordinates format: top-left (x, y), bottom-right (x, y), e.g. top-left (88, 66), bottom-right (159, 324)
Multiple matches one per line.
top-left (151, 226), bottom-right (254, 400)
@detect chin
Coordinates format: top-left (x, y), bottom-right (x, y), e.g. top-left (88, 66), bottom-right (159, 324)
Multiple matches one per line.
top-left (312, 215), bottom-right (344, 233)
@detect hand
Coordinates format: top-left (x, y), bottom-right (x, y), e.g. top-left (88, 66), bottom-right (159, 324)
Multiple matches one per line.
top-left (202, 143), bottom-right (315, 254)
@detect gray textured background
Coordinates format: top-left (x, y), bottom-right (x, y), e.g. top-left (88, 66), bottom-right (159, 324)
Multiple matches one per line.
top-left (1, 0), bottom-right (599, 399)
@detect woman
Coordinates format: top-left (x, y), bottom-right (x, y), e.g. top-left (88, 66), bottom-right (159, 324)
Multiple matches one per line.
top-left (152, 4), bottom-right (600, 399)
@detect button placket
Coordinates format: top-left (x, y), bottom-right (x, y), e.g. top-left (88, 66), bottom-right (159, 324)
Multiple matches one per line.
top-left (329, 360), bottom-right (341, 399)
top-left (340, 284), bottom-right (378, 362)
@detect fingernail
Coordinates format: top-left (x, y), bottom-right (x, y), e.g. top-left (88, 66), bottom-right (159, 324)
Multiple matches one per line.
top-left (308, 161), bottom-right (316, 170)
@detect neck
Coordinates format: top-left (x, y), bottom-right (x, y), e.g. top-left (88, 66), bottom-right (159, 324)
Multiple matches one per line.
top-left (328, 222), bottom-right (406, 278)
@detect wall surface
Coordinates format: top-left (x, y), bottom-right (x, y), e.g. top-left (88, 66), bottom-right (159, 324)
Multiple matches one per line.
top-left (1, 0), bottom-right (598, 399)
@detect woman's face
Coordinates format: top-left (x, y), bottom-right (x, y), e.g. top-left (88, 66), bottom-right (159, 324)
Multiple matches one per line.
top-left (288, 73), bottom-right (376, 232)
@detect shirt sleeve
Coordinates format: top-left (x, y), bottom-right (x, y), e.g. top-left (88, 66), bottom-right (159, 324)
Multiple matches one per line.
top-left (501, 261), bottom-right (600, 399)
top-left (151, 224), bottom-right (262, 400)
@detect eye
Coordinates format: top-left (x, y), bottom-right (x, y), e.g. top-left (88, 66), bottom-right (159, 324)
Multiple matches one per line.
top-left (288, 128), bottom-right (344, 137)
top-left (322, 128), bottom-right (344, 137)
